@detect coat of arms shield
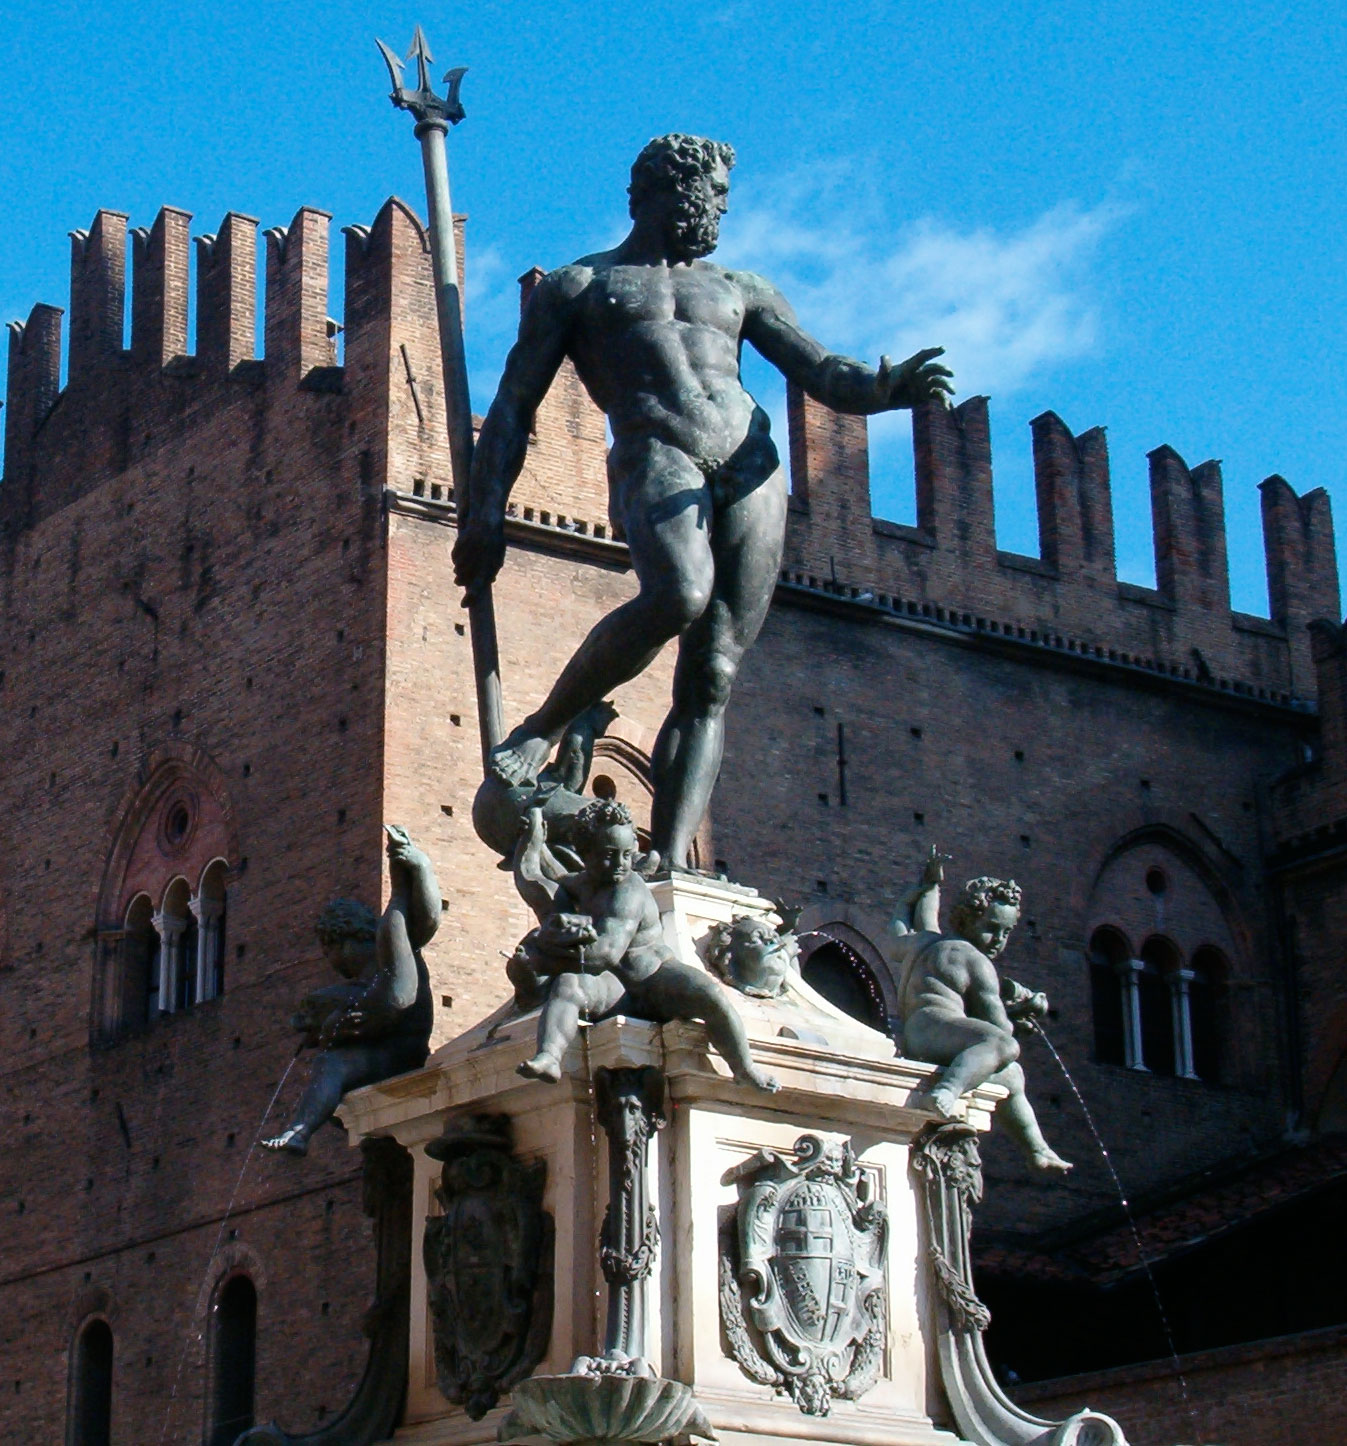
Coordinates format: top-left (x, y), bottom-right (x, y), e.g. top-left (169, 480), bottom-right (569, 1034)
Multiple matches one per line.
top-left (423, 1115), bottom-right (554, 1419)
top-left (720, 1134), bottom-right (887, 1416)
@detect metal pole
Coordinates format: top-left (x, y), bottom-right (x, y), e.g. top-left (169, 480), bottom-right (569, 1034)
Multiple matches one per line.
top-left (378, 29), bottom-right (505, 769)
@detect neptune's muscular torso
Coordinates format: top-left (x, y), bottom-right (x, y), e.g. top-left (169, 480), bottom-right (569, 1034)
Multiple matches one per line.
top-left (560, 256), bottom-right (774, 473)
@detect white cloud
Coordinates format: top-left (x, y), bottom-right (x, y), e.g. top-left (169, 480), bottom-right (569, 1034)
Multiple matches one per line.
top-left (717, 175), bottom-right (1120, 400)
top-left (464, 240), bottom-right (509, 312)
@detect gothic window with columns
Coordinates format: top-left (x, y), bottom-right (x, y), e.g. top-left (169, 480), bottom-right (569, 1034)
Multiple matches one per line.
top-left (196, 859), bottom-right (229, 1003)
top-left (1085, 837), bottom-right (1237, 1084)
top-left (1088, 925), bottom-right (1228, 1082)
top-left (121, 894), bottom-right (160, 1023)
top-left (93, 748), bottom-right (236, 1042)
top-left (159, 877), bottom-right (197, 1013)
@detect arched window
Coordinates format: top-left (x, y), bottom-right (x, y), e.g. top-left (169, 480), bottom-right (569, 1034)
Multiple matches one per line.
top-left (67, 1318), bottom-right (113, 1446)
top-left (1085, 836), bottom-right (1242, 1083)
top-left (1088, 926), bottom-right (1129, 1066)
top-left (802, 941), bottom-right (888, 1032)
top-left (1188, 946), bottom-right (1228, 1083)
top-left (1090, 926), bottom-right (1228, 1081)
top-left (1139, 937), bottom-right (1180, 1077)
top-left (196, 860), bottom-right (229, 1003)
top-left (208, 1274), bottom-right (256, 1446)
top-left (123, 894), bottom-right (160, 1025)
top-left (158, 878), bottom-right (196, 1014)
top-left (93, 746), bottom-right (237, 1041)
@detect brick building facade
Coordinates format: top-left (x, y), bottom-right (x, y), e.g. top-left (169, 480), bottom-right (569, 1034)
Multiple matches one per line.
top-left (2, 193), bottom-right (1344, 1443)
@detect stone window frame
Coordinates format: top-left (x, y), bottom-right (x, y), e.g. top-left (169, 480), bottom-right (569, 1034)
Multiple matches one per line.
top-left (1088, 923), bottom-right (1228, 1082)
top-left (92, 745), bottom-right (238, 1044)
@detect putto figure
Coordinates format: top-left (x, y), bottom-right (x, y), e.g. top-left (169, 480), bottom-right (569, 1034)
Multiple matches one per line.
top-left (263, 826), bottom-right (439, 1155)
top-left (455, 134), bottom-right (952, 872)
top-left (509, 799), bottom-right (778, 1091)
top-left (889, 849), bottom-right (1071, 1175)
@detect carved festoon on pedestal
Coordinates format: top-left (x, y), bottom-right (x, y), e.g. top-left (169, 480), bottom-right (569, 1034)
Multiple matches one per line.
top-left (719, 1134), bottom-right (888, 1418)
top-left (911, 1124), bottom-right (1127, 1446)
top-left (589, 1066), bottom-right (666, 1375)
top-left (422, 1115), bottom-right (554, 1420)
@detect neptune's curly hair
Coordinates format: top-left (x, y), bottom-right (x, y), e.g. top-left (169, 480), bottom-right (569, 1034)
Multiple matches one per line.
top-left (629, 133), bottom-right (736, 218)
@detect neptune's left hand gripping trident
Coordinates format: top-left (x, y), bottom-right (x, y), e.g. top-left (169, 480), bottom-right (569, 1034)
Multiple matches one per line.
top-left (377, 28), bottom-right (505, 767)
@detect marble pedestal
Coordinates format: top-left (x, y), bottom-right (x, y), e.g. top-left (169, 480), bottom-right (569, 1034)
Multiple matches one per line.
top-left (338, 877), bottom-right (1125, 1446)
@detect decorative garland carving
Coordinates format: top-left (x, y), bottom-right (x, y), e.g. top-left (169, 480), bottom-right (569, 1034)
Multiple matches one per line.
top-left (910, 1123), bottom-right (1129, 1445)
top-left (911, 1122), bottom-right (993, 1332)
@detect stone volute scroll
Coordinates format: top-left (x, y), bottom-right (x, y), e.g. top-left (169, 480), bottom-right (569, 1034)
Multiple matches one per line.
top-left (719, 1134), bottom-right (888, 1417)
top-left (911, 1124), bottom-right (1128, 1446)
top-left (421, 1114), bottom-right (554, 1420)
top-left (232, 1137), bottom-right (414, 1446)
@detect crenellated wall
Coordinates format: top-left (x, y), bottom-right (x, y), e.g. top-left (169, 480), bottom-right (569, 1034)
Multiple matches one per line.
top-left (782, 391), bottom-right (1339, 704)
top-left (0, 198), bottom-right (464, 541)
top-left (5, 207), bottom-right (1338, 712)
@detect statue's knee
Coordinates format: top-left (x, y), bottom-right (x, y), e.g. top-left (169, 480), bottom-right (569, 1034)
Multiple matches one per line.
top-left (691, 651), bottom-right (739, 713)
top-left (555, 975), bottom-right (587, 1008)
top-left (649, 575), bottom-right (712, 634)
top-left (1000, 1034), bottom-right (1021, 1066)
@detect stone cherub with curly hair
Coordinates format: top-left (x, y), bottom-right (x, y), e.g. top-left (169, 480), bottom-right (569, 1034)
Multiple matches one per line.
top-left (890, 847), bottom-right (1071, 1175)
top-left (509, 798), bottom-right (778, 1092)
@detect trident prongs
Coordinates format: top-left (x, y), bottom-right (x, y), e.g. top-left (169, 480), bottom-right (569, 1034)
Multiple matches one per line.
top-left (376, 26), bottom-right (467, 128)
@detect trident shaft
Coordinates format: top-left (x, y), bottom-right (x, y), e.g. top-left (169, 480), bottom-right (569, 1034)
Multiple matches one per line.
top-left (378, 27), bottom-right (505, 768)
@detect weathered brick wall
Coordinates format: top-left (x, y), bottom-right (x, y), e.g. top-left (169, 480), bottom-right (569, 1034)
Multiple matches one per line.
top-left (1012, 1325), bottom-right (1347, 1446)
top-left (0, 1158), bottom-right (368, 1441)
top-left (1265, 622), bottom-right (1347, 1131)
top-left (0, 200), bottom-right (402, 1441)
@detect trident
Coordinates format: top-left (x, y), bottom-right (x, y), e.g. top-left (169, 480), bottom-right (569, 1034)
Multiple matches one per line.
top-left (377, 27), bottom-right (504, 768)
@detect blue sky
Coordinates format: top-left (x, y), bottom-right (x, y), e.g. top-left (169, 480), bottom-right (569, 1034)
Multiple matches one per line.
top-left (1, 0), bottom-right (1343, 614)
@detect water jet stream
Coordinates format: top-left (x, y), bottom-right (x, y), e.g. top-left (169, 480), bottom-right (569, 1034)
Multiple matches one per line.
top-left (1032, 1022), bottom-right (1201, 1441)
top-left (158, 1048), bottom-right (301, 1443)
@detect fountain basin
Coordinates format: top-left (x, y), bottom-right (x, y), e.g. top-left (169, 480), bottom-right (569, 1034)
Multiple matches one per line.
top-left (497, 1373), bottom-right (715, 1446)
